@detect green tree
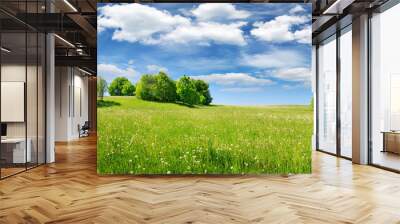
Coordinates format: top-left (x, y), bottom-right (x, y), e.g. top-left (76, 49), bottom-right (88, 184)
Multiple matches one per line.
top-left (97, 76), bottom-right (107, 100)
top-left (121, 82), bottom-right (136, 96)
top-left (176, 76), bottom-right (199, 106)
top-left (193, 79), bottom-right (212, 105)
top-left (154, 72), bottom-right (177, 102)
top-left (108, 77), bottom-right (134, 96)
top-left (136, 74), bottom-right (157, 101)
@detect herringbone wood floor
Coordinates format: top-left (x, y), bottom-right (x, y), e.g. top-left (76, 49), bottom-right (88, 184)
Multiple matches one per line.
top-left (1, 136), bottom-right (400, 224)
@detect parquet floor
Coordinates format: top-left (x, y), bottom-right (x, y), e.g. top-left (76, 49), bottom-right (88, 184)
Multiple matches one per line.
top-left (1, 135), bottom-right (400, 223)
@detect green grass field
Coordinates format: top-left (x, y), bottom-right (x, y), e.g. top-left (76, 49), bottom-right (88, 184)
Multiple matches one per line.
top-left (97, 96), bottom-right (313, 175)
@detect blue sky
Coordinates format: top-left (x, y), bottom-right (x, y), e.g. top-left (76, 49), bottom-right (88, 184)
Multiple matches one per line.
top-left (98, 3), bottom-right (312, 105)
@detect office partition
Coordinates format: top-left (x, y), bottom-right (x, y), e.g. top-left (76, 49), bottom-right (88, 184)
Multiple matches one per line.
top-left (0, 1), bottom-right (47, 179)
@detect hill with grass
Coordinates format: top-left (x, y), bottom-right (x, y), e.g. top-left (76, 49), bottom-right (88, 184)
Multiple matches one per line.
top-left (97, 96), bottom-right (313, 174)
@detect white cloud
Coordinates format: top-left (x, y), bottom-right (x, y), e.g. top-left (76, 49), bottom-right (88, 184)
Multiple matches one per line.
top-left (289, 5), bottom-right (305, 14)
top-left (220, 87), bottom-right (264, 93)
top-left (128, 60), bottom-right (135, 65)
top-left (98, 4), bottom-right (190, 43)
top-left (98, 4), bottom-right (247, 46)
top-left (191, 3), bottom-right (251, 22)
top-left (98, 63), bottom-right (137, 82)
top-left (250, 15), bottom-right (310, 44)
top-left (159, 22), bottom-right (247, 46)
top-left (191, 73), bottom-right (273, 86)
top-left (273, 67), bottom-right (311, 83)
top-left (146, 64), bottom-right (168, 73)
top-left (241, 49), bottom-right (306, 69)
top-left (293, 26), bottom-right (311, 44)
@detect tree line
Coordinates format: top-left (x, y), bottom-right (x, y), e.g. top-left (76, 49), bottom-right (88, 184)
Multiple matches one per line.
top-left (97, 72), bottom-right (212, 106)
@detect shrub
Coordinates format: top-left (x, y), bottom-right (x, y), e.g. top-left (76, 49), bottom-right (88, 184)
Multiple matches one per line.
top-left (154, 72), bottom-right (177, 102)
top-left (136, 74), bottom-right (157, 101)
top-left (193, 79), bottom-right (212, 105)
top-left (176, 76), bottom-right (199, 106)
top-left (108, 77), bottom-right (135, 96)
top-left (121, 81), bottom-right (136, 96)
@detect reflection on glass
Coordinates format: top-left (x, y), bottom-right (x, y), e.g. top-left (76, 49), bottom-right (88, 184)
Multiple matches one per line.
top-left (0, 1), bottom-right (47, 178)
top-left (371, 3), bottom-right (400, 171)
top-left (1, 32), bottom-right (27, 177)
top-left (27, 32), bottom-right (38, 169)
top-left (318, 37), bottom-right (337, 154)
top-left (340, 28), bottom-right (352, 158)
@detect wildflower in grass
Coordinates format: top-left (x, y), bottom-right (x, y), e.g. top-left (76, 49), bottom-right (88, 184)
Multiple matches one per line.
top-left (129, 159), bottom-right (132, 163)
top-left (167, 171), bottom-right (171, 174)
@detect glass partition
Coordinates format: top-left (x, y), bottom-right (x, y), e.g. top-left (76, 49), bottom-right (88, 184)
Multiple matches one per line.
top-left (27, 31), bottom-right (38, 169)
top-left (0, 1), bottom-right (46, 179)
top-left (339, 27), bottom-right (352, 158)
top-left (317, 35), bottom-right (337, 154)
top-left (371, 3), bottom-right (400, 171)
top-left (1, 31), bottom-right (28, 177)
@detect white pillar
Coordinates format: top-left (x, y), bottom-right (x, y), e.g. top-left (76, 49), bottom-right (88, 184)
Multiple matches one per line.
top-left (312, 45), bottom-right (317, 151)
top-left (46, 33), bottom-right (55, 163)
top-left (352, 14), bottom-right (369, 164)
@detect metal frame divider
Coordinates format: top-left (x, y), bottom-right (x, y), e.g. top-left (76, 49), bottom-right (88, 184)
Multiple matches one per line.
top-left (315, 44), bottom-right (320, 151)
top-left (0, 22), bottom-right (2, 179)
top-left (336, 24), bottom-right (341, 157)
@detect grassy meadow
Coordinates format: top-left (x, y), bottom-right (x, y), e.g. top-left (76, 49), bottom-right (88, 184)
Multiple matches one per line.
top-left (97, 96), bottom-right (313, 174)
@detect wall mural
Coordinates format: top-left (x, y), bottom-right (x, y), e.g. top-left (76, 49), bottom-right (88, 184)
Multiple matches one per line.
top-left (97, 3), bottom-right (313, 174)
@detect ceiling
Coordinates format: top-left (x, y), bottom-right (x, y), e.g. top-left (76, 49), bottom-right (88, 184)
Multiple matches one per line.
top-left (0, 0), bottom-right (97, 75)
top-left (311, 0), bottom-right (390, 44)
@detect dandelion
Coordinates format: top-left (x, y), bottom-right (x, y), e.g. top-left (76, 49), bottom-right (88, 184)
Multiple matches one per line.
top-left (128, 159), bottom-right (132, 163)
top-left (167, 171), bottom-right (171, 174)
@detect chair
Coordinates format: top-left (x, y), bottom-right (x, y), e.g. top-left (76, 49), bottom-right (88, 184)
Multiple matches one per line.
top-left (79, 121), bottom-right (90, 138)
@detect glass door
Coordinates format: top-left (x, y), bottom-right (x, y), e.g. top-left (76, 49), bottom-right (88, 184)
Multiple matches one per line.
top-left (317, 35), bottom-right (337, 154)
top-left (370, 3), bottom-right (400, 171)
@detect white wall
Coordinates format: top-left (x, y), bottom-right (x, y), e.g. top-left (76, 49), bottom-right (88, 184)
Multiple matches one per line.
top-left (1, 63), bottom-right (46, 164)
top-left (55, 66), bottom-right (70, 141)
top-left (55, 67), bottom-right (89, 141)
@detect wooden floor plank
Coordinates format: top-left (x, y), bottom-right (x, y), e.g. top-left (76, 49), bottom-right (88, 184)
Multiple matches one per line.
top-left (0, 135), bottom-right (400, 223)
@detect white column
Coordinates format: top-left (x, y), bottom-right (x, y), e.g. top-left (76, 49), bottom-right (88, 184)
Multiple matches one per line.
top-left (312, 45), bottom-right (317, 151)
top-left (352, 14), bottom-right (369, 164)
top-left (46, 32), bottom-right (55, 163)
